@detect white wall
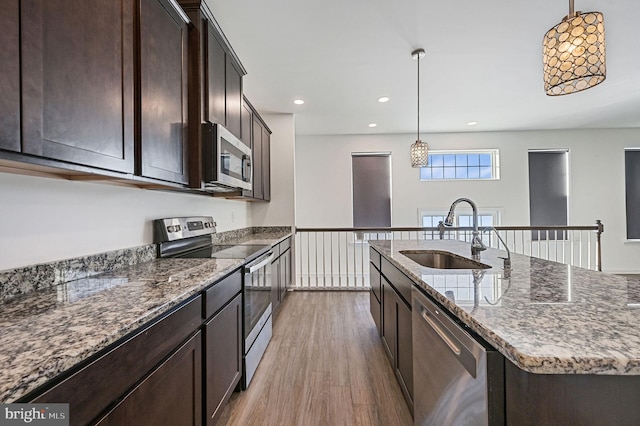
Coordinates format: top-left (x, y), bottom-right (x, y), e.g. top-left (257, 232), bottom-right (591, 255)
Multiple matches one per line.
top-left (295, 128), bottom-right (640, 273)
top-left (0, 173), bottom-right (252, 270)
top-left (251, 113), bottom-right (296, 226)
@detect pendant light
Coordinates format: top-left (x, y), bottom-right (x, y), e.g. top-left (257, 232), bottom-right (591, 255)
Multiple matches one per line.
top-left (410, 48), bottom-right (429, 168)
top-left (542, 0), bottom-right (606, 96)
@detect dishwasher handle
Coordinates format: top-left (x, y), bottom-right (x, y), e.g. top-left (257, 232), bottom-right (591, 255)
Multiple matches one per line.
top-left (246, 252), bottom-right (274, 274)
top-left (418, 301), bottom-right (478, 378)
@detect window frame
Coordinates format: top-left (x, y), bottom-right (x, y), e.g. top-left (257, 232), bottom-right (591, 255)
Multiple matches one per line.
top-left (419, 149), bottom-right (500, 182)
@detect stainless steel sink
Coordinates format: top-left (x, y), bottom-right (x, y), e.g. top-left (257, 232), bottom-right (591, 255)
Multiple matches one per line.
top-left (399, 250), bottom-right (491, 270)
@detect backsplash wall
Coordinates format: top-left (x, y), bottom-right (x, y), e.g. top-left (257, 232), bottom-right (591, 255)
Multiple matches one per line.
top-left (0, 172), bottom-right (252, 271)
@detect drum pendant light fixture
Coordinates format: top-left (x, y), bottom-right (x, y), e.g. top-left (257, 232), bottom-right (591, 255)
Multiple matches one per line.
top-left (410, 48), bottom-right (429, 168)
top-left (542, 0), bottom-right (606, 96)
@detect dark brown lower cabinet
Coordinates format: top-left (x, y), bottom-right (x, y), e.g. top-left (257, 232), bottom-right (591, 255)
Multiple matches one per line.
top-left (381, 277), bottom-right (396, 364)
top-left (380, 274), bottom-right (413, 413)
top-left (204, 293), bottom-right (242, 425)
top-left (369, 262), bottom-right (382, 335)
top-left (505, 361), bottom-right (640, 425)
top-left (28, 296), bottom-right (202, 426)
top-left (97, 332), bottom-right (202, 426)
top-left (271, 238), bottom-right (292, 313)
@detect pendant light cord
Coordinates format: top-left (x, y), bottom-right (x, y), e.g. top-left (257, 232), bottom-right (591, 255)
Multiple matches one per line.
top-left (417, 53), bottom-right (420, 141)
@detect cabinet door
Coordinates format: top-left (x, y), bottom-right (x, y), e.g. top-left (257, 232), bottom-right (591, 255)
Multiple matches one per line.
top-left (225, 60), bottom-right (242, 139)
top-left (139, 0), bottom-right (189, 184)
top-left (252, 117), bottom-right (264, 200)
top-left (21, 0), bottom-right (134, 172)
top-left (241, 101), bottom-right (253, 197)
top-left (397, 299), bottom-right (414, 404)
top-left (241, 100), bottom-right (252, 147)
top-left (205, 293), bottom-right (242, 425)
top-left (0, 0), bottom-right (20, 152)
top-left (381, 277), bottom-right (396, 365)
top-left (97, 332), bottom-right (202, 426)
top-left (262, 128), bottom-right (271, 201)
top-left (206, 24), bottom-right (225, 126)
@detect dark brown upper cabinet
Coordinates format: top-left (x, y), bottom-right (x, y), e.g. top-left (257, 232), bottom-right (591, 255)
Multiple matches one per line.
top-left (20, 0), bottom-right (135, 173)
top-left (204, 19), bottom-right (243, 140)
top-left (178, 0), bottom-right (247, 188)
top-left (225, 59), bottom-right (242, 139)
top-left (261, 126), bottom-right (271, 201)
top-left (138, 0), bottom-right (190, 184)
top-left (241, 100), bottom-right (254, 197)
top-left (242, 97), bottom-right (271, 202)
top-left (252, 116), bottom-right (264, 200)
top-left (206, 29), bottom-right (226, 127)
top-left (0, 0), bottom-right (20, 152)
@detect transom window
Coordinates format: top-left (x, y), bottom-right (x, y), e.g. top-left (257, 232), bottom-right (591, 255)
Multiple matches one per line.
top-left (419, 150), bottom-right (500, 181)
top-left (421, 211), bottom-right (500, 245)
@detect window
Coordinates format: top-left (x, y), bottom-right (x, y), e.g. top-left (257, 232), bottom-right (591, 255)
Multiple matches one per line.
top-left (528, 150), bottom-right (568, 240)
top-left (352, 153), bottom-right (391, 227)
top-left (420, 210), bottom-right (500, 245)
top-left (625, 149), bottom-right (640, 239)
top-left (420, 150), bottom-right (499, 181)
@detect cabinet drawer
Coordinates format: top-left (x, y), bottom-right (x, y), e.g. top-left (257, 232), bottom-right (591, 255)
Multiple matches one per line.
top-left (31, 295), bottom-right (202, 426)
top-left (381, 257), bottom-right (413, 307)
top-left (204, 269), bottom-right (242, 319)
top-left (370, 247), bottom-right (381, 270)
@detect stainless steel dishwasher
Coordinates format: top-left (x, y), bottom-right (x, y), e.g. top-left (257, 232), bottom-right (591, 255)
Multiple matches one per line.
top-left (412, 287), bottom-right (504, 426)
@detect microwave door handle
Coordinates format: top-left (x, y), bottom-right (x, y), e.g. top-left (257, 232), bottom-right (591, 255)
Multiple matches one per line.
top-left (243, 154), bottom-right (252, 182)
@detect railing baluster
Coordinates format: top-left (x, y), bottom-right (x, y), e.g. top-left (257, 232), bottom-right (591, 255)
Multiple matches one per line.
top-left (338, 232), bottom-right (342, 287)
top-left (293, 224), bottom-right (603, 289)
top-left (588, 230), bottom-right (592, 270)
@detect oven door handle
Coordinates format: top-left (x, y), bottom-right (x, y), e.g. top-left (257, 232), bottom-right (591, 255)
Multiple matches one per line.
top-left (246, 252), bottom-right (274, 273)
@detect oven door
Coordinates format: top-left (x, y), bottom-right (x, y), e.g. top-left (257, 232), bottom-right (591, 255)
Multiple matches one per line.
top-left (243, 251), bottom-right (274, 348)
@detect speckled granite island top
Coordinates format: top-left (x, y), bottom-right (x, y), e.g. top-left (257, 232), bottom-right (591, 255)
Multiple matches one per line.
top-left (0, 257), bottom-right (243, 403)
top-left (369, 240), bottom-right (640, 376)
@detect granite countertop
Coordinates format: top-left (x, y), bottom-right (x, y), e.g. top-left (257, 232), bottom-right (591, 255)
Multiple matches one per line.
top-left (0, 229), bottom-right (293, 403)
top-left (370, 239), bottom-right (640, 376)
top-left (0, 258), bottom-right (243, 403)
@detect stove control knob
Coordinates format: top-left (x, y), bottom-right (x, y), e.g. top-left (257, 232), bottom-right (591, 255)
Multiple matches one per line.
top-left (167, 225), bottom-right (175, 233)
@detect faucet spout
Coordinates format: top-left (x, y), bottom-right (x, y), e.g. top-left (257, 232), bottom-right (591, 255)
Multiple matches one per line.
top-left (444, 198), bottom-right (487, 258)
top-left (483, 226), bottom-right (512, 272)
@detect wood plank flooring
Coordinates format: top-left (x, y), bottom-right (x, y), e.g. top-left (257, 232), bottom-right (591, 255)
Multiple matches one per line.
top-left (217, 291), bottom-right (413, 426)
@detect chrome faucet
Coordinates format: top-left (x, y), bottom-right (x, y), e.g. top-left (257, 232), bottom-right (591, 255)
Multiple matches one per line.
top-left (482, 226), bottom-right (512, 273)
top-left (444, 198), bottom-right (487, 259)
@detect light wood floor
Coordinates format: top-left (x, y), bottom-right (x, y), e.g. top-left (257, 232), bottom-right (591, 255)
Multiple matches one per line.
top-left (217, 291), bottom-right (413, 426)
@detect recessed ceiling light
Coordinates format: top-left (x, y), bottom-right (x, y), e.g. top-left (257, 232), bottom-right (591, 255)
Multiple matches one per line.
top-left (293, 99), bottom-right (305, 105)
top-left (368, 123), bottom-right (378, 128)
top-left (467, 121), bottom-right (478, 126)
top-left (377, 96), bottom-right (390, 103)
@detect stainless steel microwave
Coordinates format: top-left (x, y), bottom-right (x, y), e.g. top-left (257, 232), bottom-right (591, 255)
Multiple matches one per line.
top-left (202, 121), bottom-right (252, 192)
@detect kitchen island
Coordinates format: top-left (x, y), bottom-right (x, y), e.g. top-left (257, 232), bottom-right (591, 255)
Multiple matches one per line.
top-left (369, 239), bottom-right (640, 425)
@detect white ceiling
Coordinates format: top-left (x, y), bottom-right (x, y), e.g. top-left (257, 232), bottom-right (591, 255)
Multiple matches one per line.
top-left (207, 0), bottom-right (640, 136)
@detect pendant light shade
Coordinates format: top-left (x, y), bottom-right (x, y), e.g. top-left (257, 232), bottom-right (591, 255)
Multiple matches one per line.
top-left (410, 139), bottom-right (429, 167)
top-left (410, 48), bottom-right (429, 168)
top-left (543, 0), bottom-right (606, 96)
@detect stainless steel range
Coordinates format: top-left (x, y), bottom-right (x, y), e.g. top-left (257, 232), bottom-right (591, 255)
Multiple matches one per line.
top-left (153, 216), bottom-right (273, 389)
